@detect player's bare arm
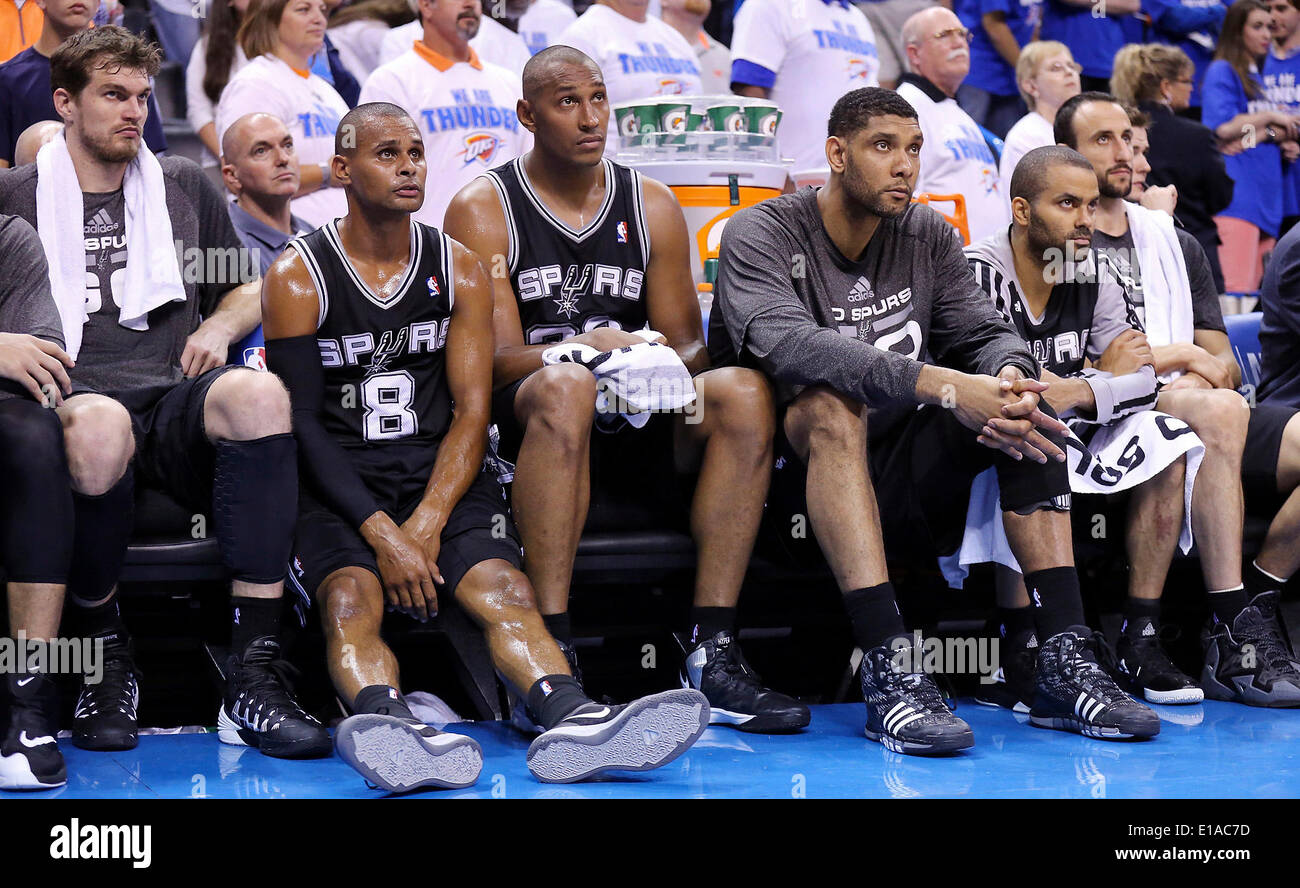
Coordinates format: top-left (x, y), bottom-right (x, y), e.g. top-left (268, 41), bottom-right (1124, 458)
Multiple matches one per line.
top-left (182, 276), bottom-right (263, 378)
top-left (444, 178), bottom-right (646, 388)
top-left (398, 242), bottom-right (498, 594)
top-left (641, 177), bottom-right (708, 375)
top-left (262, 250), bottom-right (438, 620)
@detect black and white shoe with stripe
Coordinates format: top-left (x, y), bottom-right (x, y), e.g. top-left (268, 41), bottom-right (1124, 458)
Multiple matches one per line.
top-left (526, 689), bottom-right (709, 783)
top-left (676, 631), bottom-right (811, 733)
top-left (218, 637), bottom-right (332, 759)
top-left (1030, 628), bottom-right (1160, 739)
top-left (860, 644), bottom-right (974, 756)
top-left (334, 715), bottom-right (483, 793)
top-left (0, 673), bottom-right (65, 791)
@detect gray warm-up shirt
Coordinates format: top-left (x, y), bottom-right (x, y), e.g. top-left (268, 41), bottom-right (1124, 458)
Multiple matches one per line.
top-left (0, 213), bottom-right (65, 403)
top-left (707, 188), bottom-right (1038, 437)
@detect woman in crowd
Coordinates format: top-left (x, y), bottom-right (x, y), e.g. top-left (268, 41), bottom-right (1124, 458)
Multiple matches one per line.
top-left (1112, 42), bottom-right (1235, 292)
top-left (186, 0), bottom-right (250, 170)
top-left (1202, 0), bottom-right (1299, 299)
top-left (215, 0), bottom-right (350, 227)
top-left (999, 41), bottom-right (1081, 188)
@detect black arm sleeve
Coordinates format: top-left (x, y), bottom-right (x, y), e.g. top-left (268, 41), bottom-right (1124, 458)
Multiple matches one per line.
top-left (265, 333), bottom-right (382, 530)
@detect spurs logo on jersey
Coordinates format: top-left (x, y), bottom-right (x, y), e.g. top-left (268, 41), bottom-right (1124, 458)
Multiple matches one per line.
top-left (290, 219), bottom-right (457, 445)
top-left (484, 157), bottom-right (652, 345)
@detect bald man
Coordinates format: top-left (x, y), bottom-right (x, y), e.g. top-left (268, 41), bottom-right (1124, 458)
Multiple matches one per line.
top-left (896, 6), bottom-right (1008, 244)
top-left (221, 113), bottom-right (314, 277)
top-left (12, 120), bottom-right (61, 168)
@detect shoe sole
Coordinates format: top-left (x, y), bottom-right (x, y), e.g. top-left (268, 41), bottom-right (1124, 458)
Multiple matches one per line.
top-left (71, 731), bottom-right (138, 752)
top-left (1143, 686), bottom-right (1204, 705)
top-left (1028, 714), bottom-right (1158, 739)
top-left (972, 694), bottom-right (1030, 714)
top-left (864, 725), bottom-right (975, 756)
top-left (526, 689), bottom-right (709, 784)
top-left (709, 706), bottom-right (811, 734)
top-left (334, 715), bottom-right (483, 793)
top-left (0, 752), bottom-right (65, 790)
top-left (217, 706), bottom-right (333, 759)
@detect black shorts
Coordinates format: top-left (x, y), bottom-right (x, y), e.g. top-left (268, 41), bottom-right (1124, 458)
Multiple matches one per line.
top-left (72, 364), bottom-right (248, 512)
top-left (491, 372), bottom-right (691, 531)
top-left (287, 468), bottom-right (523, 602)
top-left (1243, 402), bottom-right (1299, 514)
top-left (763, 403), bottom-right (1071, 567)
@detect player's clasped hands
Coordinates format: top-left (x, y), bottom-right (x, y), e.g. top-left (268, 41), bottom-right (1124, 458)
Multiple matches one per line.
top-left (957, 367), bottom-right (1069, 465)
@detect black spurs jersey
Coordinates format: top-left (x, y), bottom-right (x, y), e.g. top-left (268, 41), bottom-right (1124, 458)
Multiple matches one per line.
top-left (483, 156), bottom-right (652, 343)
top-left (290, 219), bottom-right (457, 452)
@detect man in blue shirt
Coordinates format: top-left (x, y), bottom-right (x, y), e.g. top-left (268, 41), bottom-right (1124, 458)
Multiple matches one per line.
top-left (1041, 0), bottom-right (1141, 92)
top-left (956, 0), bottom-right (1042, 138)
top-left (1144, 0), bottom-right (1227, 113)
top-left (0, 0), bottom-right (166, 167)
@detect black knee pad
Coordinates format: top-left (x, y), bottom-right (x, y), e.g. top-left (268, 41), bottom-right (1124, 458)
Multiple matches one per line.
top-left (0, 399), bottom-right (73, 584)
top-left (212, 433), bottom-right (298, 584)
top-left (68, 464), bottom-right (134, 602)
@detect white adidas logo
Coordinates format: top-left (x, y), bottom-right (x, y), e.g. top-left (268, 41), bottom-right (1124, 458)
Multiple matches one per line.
top-left (84, 208), bottom-right (118, 235)
top-left (1142, 623), bottom-right (1156, 637)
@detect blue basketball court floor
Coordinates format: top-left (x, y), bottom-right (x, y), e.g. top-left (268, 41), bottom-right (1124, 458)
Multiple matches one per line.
top-left (11, 700), bottom-right (1300, 799)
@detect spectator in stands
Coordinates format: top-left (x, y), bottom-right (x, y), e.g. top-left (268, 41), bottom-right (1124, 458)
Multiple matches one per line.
top-left (379, 0), bottom-right (532, 75)
top-left (730, 0), bottom-right (879, 175)
top-left (1265, 0), bottom-right (1300, 231)
top-left (1040, 0), bottom-right (1139, 93)
top-left (326, 0), bottom-right (415, 80)
top-left (0, 25), bottom-right (334, 756)
top-left (558, 0), bottom-right (702, 109)
top-left (999, 40), bottom-right (1079, 191)
top-left (1144, 0), bottom-right (1228, 115)
top-left (187, 0), bottom-right (251, 170)
top-left (518, 0), bottom-right (578, 55)
top-left (221, 112), bottom-right (313, 276)
top-left (215, 0), bottom-right (350, 226)
top-left (897, 5), bottom-right (1006, 242)
top-left (1114, 44), bottom-right (1234, 292)
top-left (311, 0), bottom-right (362, 107)
top-left (661, 0), bottom-right (728, 93)
top-left (12, 119), bottom-right (62, 167)
top-left (1260, 218), bottom-right (1300, 406)
top-left (955, 0), bottom-right (1041, 139)
top-left (1202, 0), bottom-right (1297, 299)
top-left (149, 0), bottom-right (202, 66)
top-left (855, 0), bottom-right (934, 89)
top-left (1, 0), bottom-right (44, 64)
top-left (359, 0), bottom-right (529, 226)
top-left (0, 0), bottom-right (167, 168)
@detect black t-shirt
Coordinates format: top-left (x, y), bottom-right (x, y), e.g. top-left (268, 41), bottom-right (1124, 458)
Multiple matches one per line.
top-left (1092, 225), bottom-right (1226, 335)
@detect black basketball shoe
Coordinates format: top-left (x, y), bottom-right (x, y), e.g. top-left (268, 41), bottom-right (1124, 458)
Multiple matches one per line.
top-left (335, 714), bottom-right (483, 792)
top-left (218, 637), bottom-right (332, 758)
top-left (860, 643), bottom-right (974, 755)
top-left (974, 628), bottom-right (1036, 713)
top-left (0, 673), bottom-right (65, 791)
top-left (1202, 595), bottom-right (1300, 707)
top-left (1030, 628), bottom-right (1160, 739)
top-left (676, 630), bottom-right (810, 733)
top-left (526, 688), bottom-right (709, 783)
top-left (72, 632), bottom-right (139, 751)
top-left (1116, 625), bottom-right (1203, 705)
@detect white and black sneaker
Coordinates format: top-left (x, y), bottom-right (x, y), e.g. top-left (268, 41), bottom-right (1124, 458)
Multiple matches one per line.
top-left (334, 714), bottom-right (483, 793)
top-left (526, 688), bottom-right (709, 783)
top-left (860, 643), bottom-right (974, 756)
top-left (1116, 627), bottom-right (1204, 705)
top-left (0, 673), bottom-right (65, 791)
top-left (218, 637), bottom-right (331, 758)
top-left (1030, 628), bottom-right (1160, 739)
top-left (506, 639), bottom-right (584, 736)
top-left (72, 632), bottom-right (139, 751)
top-left (676, 631), bottom-right (811, 733)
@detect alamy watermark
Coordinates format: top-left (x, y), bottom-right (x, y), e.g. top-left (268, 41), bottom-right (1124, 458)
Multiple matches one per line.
top-left (1, 632), bottom-right (103, 684)
top-left (889, 631), bottom-right (1001, 685)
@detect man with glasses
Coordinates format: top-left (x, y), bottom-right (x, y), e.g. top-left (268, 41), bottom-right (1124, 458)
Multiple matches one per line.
top-left (896, 5), bottom-right (1008, 242)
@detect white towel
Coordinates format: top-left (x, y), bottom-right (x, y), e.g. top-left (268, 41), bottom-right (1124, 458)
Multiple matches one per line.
top-left (1124, 201), bottom-right (1195, 381)
top-left (35, 133), bottom-right (186, 359)
top-left (541, 331), bottom-right (696, 429)
top-left (939, 412), bottom-right (1205, 588)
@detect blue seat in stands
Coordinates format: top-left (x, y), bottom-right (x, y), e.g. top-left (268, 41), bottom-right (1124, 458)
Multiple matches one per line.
top-left (1224, 310), bottom-right (1263, 391)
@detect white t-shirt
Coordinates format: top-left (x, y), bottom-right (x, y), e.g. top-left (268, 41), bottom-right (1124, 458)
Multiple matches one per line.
top-left (186, 37), bottom-right (248, 167)
top-left (379, 16), bottom-right (531, 75)
top-left (518, 0), bottom-right (577, 55)
top-left (897, 78), bottom-right (1008, 244)
top-left (327, 18), bottom-right (391, 80)
top-left (360, 44), bottom-right (532, 228)
top-left (215, 53), bottom-right (350, 227)
top-left (730, 0), bottom-right (880, 173)
top-left (555, 4), bottom-right (703, 104)
top-left (999, 111), bottom-right (1055, 199)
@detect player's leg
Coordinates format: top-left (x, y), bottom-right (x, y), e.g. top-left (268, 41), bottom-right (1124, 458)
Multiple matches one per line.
top-left (782, 386), bottom-right (973, 755)
top-left (974, 566), bottom-right (1037, 712)
top-left (179, 367), bottom-right (329, 755)
top-left (670, 367), bottom-right (808, 732)
top-left (0, 398), bottom-right (73, 789)
top-left (1117, 457), bottom-right (1204, 703)
top-left (55, 394), bottom-right (138, 751)
top-left (505, 363), bottom-right (597, 651)
top-left (1245, 409), bottom-right (1300, 602)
